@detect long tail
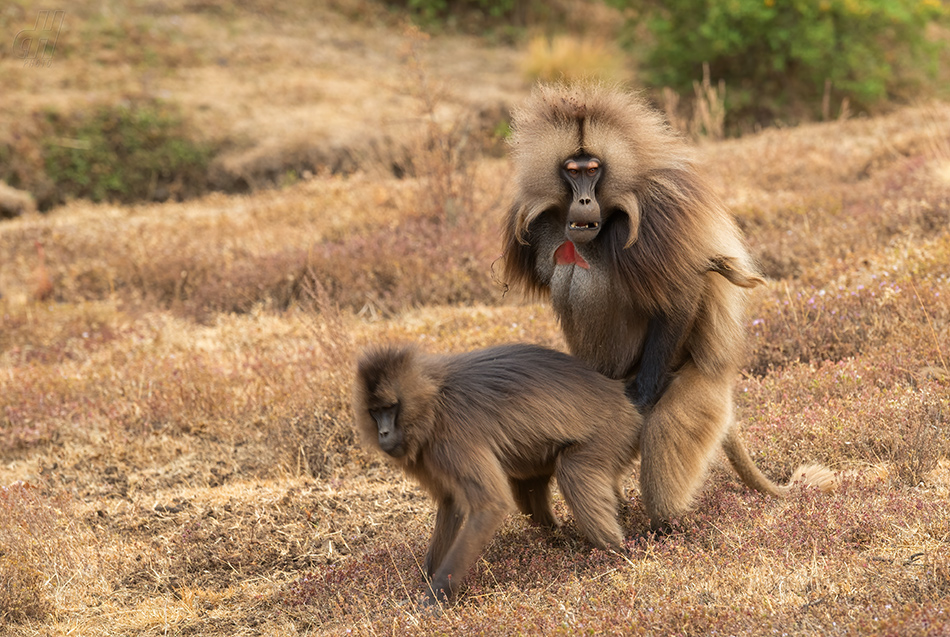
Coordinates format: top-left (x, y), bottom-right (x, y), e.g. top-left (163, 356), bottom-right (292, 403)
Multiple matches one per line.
top-left (722, 428), bottom-right (837, 497)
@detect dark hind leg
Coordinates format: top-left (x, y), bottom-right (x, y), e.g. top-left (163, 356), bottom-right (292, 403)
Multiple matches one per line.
top-left (555, 451), bottom-right (624, 550)
top-left (510, 475), bottom-right (557, 528)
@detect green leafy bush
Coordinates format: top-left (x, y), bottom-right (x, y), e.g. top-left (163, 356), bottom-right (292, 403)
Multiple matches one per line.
top-left (41, 98), bottom-right (214, 206)
top-left (610, 0), bottom-right (946, 123)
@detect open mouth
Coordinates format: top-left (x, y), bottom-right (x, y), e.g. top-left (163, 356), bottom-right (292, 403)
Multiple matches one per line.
top-left (569, 221), bottom-right (600, 231)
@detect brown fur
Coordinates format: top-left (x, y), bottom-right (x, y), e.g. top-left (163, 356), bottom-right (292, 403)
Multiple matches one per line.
top-left (502, 83), bottom-right (834, 527)
top-left (353, 343), bottom-right (642, 606)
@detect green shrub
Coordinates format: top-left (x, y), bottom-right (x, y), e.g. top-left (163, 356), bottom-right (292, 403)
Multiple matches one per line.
top-left (610, 0), bottom-right (946, 124)
top-left (41, 98), bottom-right (213, 206)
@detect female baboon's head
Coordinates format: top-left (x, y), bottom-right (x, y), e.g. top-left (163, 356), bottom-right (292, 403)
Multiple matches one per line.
top-left (353, 345), bottom-right (440, 464)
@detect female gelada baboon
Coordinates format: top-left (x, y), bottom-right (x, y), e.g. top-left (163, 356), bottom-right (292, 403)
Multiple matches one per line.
top-left (353, 343), bottom-right (642, 606)
top-left (502, 83), bottom-right (834, 528)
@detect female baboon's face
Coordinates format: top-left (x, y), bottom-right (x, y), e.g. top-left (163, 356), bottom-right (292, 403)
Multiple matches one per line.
top-left (370, 403), bottom-right (405, 457)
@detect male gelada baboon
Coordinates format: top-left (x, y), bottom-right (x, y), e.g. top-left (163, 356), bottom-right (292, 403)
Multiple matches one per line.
top-left (502, 83), bottom-right (834, 528)
top-left (353, 343), bottom-right (642, 606)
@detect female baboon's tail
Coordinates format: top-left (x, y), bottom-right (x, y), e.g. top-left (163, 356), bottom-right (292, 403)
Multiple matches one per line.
top-left (722, 428), bottom-right (837, 497)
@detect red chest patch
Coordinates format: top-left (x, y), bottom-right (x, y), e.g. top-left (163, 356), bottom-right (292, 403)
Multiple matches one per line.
top-left (554, 241), bottom-right (590, 269)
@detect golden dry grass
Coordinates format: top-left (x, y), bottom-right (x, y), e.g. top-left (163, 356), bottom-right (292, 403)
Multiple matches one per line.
top-left (2, 2), bottom-right (950, 635)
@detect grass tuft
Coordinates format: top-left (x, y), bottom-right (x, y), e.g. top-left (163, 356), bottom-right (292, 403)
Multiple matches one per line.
top-left (0, 483), bottom-right (74, 625)
top-left (521, 34), bottom-right (627, 84)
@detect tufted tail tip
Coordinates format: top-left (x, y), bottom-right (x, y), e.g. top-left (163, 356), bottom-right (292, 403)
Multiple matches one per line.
top-left (788, 464), bottom-right (837, 493)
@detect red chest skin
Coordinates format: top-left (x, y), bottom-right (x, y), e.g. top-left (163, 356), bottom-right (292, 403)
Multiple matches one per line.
top-left (554, 241), bottom-right (590, 269)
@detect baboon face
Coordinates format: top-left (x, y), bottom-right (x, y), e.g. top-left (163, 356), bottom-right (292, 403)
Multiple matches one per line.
top-left (362, 371), bottom-right (407, 458)
top-left (561, 154), bottom-right (603, 246)
top-left (370, 403), bottom-right (404, 457)
top-left (355, 346), bottom-right (438, 463)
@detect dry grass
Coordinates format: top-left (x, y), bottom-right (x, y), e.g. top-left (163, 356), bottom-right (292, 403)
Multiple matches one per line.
top-left (520, 33), bottom-right (629, 84)
top-left (662, 63), bottom-right (728, 141)
top-left (0, 0), bottom-right (523, 207)
top-left (2, 2), bottom-right (950, 635)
